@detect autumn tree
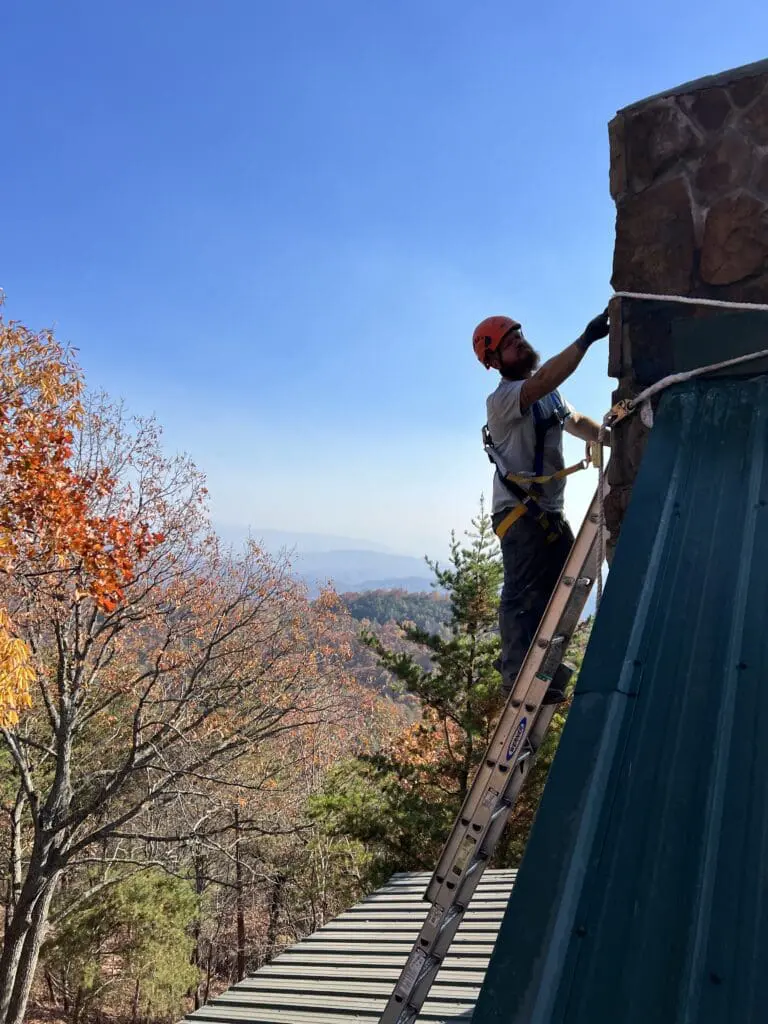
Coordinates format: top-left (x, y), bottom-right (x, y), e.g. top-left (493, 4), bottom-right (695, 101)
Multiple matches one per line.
top-left (0, 306), bottom-right (164, 728)
top-left (0, 385), bottom-right (364, 1024)
top-left (169, 660), bottom-right (402, 1007)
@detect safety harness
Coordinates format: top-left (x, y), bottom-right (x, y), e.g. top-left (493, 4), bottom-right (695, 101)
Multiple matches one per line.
top-left (484, 390), bottom-right (592, 542)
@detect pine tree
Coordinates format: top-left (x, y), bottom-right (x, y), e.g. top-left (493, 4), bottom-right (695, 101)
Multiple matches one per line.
top-left (41, 870), bottom-right (198, 1022)
top-left (363, 500), bottom-right (503, 798)
top-left (311, 502), bottom-right (505, 880)
top-left (312, 502), bottom-right (593, 880)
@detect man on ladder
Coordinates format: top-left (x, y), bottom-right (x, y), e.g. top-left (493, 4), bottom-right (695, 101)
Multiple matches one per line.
top-left (473, 311), bottom-right (609, 706)
top-left (378, 316), bottom-right (612, 1024)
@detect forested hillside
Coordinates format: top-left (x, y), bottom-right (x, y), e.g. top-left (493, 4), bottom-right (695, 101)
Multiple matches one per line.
top-left (341, 589), bottom-right (450, 632)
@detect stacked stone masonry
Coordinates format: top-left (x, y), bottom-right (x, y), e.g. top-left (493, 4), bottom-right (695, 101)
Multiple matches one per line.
top-left (607, 59), bottom-right (768, 545)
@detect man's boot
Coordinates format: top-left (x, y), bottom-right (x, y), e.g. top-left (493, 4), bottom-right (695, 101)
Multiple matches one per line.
top-left (541, 661), bottom-right (573, 705)
top-left (498, 660), bottom-right (573, 705)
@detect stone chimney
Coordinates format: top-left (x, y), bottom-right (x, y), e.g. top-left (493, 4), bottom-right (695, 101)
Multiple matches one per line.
top-left (607, 58), bottom-right (768, 546)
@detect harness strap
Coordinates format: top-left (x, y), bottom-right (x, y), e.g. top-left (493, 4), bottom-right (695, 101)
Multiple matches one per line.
top-left (483, 412), bottom-right (593, 543)
top-left (531, 389), bottom-right (569, 480)
top-left (493, 469), bottom-right (549, 517)
top-left (504, 460), bottom-right (587, 486)
top-left (531, 401), bottom-right (547, 480)
top-left (489, 457), bottom-right (575, 545)
top-left (494, 503), bottom-right (565, 543)
top-left (494, 457), bottom-right (588, 543)
top-left (494, 503), bottom-right (528, 540)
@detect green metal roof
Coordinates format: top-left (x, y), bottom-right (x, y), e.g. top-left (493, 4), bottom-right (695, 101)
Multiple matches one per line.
top-left (183, 869), bottom-right (516, 1024)
top-left (473, 374), bottom-right (768, 1024)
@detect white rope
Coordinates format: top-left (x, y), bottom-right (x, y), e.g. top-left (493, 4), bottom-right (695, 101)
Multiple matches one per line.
top-left (609, 290), bottom-right (768, 416)
top-left (593, 289), bottom-right (768, 606)
top-left (628, 348), bottom-right (768, 409)
top-left (613, 290), bottom-right (768, 314)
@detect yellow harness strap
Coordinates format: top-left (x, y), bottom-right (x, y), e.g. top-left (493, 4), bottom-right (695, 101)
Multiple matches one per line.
top-left (494, 446), bottom-right (597, 542)
top-left (494, 504), bottom-right (528, 541)
top-left (503, 455), bottom-right (591, 487)
top-left (495, 505), bottom-right (565, 544)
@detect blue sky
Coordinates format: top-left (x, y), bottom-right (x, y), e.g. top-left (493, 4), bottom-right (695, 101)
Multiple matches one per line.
top-left (3, 1), bottom-right (767, 558)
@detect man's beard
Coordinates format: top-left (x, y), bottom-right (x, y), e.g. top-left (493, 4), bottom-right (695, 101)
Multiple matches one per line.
top-left (501, 344), bottom-right (540, 380)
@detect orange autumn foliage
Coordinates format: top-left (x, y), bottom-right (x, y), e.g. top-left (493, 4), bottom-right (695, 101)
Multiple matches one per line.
top-left (0, 304), bottom-right (165, 724)
top-left (386, 709), bottom-right (467, 793)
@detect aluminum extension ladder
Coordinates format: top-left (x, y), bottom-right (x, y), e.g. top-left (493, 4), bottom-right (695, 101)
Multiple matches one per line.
top-left (378, 486), bottom-right (606, 1024)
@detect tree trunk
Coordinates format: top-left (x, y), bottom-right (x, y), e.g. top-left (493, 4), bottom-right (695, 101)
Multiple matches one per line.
top-left (0, 866), bottom-right (61, 1024)
top-left (204, 942), bottom-right (213, 1005)
top-left (44, 968), bottom-right (55, 1005)
top-left (234, 809), bottom-right (246, 982)
top-left (191, 852), bottom-right (206, 1010)
top-left (4, 793), bottom-right (25, 934)
top-left (130, 978), bottom-right (140, 1024)
top-left (71, 985), bottom-right (83, 1024)
top-left (265, 873), bottom-right (286, 964)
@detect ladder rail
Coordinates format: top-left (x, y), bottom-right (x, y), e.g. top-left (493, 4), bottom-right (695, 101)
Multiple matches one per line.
top-left (381, 713), bottom-right (555, 1024)
top-left (378, 488), bottom-right (606, 1024)
top-left (428, 496), bottom-right (601, 905)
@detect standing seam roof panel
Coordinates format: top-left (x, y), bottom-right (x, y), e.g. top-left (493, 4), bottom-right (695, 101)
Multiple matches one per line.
top-left (183, 869), bottom-right (516, 1024)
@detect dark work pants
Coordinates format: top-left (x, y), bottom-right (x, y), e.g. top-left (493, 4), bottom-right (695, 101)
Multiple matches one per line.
top-left (493, 511), bottom-right (575, 695)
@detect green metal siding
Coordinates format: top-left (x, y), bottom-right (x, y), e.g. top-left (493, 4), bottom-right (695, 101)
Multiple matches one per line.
top-left (473, 375), bottom-right (768, 1024)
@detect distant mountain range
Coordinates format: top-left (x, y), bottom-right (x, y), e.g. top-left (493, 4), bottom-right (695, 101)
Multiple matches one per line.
top-left (215, 525), bottom-right (435, 594)
top-left (214, 523), bottom-right (600, 611)
top-left (223, 527), bottom-right (395, 555)
top-left (295, 552), bottom-right (434, 595)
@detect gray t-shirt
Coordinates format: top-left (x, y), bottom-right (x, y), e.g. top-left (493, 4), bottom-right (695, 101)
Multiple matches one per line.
top-left (486, 379), bottom-right (573, 514)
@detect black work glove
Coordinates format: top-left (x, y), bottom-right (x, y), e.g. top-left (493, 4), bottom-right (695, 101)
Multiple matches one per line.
top-left (576, 308), bottom-right (610, 352)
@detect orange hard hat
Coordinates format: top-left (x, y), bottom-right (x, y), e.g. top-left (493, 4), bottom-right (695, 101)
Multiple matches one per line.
top-left (472, 316), bottom-right (520, 368)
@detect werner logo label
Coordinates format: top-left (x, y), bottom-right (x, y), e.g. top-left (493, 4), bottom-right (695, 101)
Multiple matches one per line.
top-left (506, 717), bottom-right (527, 761)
